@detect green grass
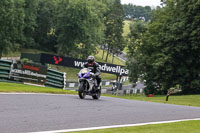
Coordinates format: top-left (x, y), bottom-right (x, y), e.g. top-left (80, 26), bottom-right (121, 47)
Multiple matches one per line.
top-left (123, 20), bottom-right (133, 53)
top-left (95, 48), bottom-right (125, 66)
top-left (123, 20), bottom-right (132, 37)
top-left (68, 120), bottom-right (200, 133)
top-left (104, 94), bottom-right (200, 107)
top-left (0, 82), bottom-right (77, 94)
top-left (2, 48), bottom-right (53, 57)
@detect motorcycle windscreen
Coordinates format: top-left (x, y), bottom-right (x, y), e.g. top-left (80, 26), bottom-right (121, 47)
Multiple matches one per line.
top-left (81, 68), bottom-right (89, 74)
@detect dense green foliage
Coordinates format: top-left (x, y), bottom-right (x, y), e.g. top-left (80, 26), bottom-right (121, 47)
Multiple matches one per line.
top-left (102, 0), bottom-right (125, 62)
top-left (127, 0), bottom-right (200, 94)
top-left (0, 0), bottom-right (124, 61)
top-left (23, 0), bottom-right (38, 48)
top-left (0, 0), bottom-right (24, 58)
top-left (56, 0), bottom-right (105, 58)
top-left (35, 0), bottom-right (57, 52)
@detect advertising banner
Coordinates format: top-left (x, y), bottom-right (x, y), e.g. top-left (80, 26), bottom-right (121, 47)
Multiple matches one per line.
top-left (9, 60), bottom-right (48, 85)
top-left (40, 53), bottom-right (129, 76)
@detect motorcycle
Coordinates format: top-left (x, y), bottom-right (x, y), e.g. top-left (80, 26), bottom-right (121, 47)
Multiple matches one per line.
top-left (78, 68), bottom-right (101, 99)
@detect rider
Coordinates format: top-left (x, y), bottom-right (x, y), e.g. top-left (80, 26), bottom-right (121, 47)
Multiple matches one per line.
top-left (83, 55), bottom-right (101, 88)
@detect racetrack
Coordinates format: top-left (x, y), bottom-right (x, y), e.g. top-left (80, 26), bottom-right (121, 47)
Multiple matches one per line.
top-left (0, 93), bottom-right (200, 133)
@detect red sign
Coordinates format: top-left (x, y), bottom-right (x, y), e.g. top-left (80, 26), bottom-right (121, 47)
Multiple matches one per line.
top-left (54, 56), bottom-right (62, 64)
top-left (22, 64), bottom-right (39, 71)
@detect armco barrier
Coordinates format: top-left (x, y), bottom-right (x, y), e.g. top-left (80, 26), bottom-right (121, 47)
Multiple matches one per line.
top-left (65, 81), bottom-right (111, 88)
top-left (0, 59), bottom-right (66, 89)
top-left (0, 60), bottom-right (12, 81)
top-left (65, 77), bottom-right (129, 88)
top-left (64, 78), bottom-right (144, 95)
top-left (45, 68), bottom-right (66, 89)
top-left (105, 88), bottom-right (143, 95)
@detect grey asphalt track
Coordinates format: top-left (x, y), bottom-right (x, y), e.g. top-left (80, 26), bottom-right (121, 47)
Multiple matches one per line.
top-left (0, 93), bottom-right (200, 133)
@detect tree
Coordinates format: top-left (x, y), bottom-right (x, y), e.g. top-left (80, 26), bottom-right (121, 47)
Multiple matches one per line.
top-left (164, 0), bottom-right (200, 94)
top-left (56, 0), bottom-right (105, 58)
top-left (126, 20), bottom-right (147, 84)
top-left (34, 0), bottom-right (58, 52)
top-left (0, 0), bottom-right (24, 58)
top-left (104, 0), bottom-right (124, 62)
top-left (127, 0), bottom-right (200, 94)
top-left (23, 0), bottom-right (38, 48)
top-left (13, 0), bottom-right (25, 48)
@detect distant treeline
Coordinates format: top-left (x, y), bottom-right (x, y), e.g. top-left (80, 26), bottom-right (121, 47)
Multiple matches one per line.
top-left (123, 4), bottom-right (152, 21)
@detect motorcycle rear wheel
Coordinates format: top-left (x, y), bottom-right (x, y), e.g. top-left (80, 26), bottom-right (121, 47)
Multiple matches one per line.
top-left (92, 87), bottom-right (101, 99)
top-left (78, 82), bottom-right (86, 99)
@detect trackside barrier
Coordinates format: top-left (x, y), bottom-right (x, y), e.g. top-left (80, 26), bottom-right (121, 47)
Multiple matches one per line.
top-left (45, 68), bottom-right (66, 89)
top-left (105, 89), bottom-right (143, 95)
top-left (0, 60), bottom-right (12, 82)
top-left (0, 59), bottom-right (66, 89)
top-left (65, 79), bottom-right (144, 95)
top-left (65, 77), bottom-right (129, 88)
top-left (65, 81), bottom-right (111, 88)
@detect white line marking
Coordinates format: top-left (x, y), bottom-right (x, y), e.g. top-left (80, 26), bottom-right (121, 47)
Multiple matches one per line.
top-left (29, 118), bottom-right (200, 133)
top-left (24, 82), bottom-right (45, 87)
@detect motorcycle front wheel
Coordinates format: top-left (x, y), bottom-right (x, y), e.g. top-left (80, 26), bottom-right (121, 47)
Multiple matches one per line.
top-left (78, 81), bottom-right (86, 99)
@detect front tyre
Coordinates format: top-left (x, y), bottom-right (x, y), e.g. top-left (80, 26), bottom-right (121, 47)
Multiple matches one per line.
top-left (78, 81), bottom-right (86, 99)
top-left (92, 86), bottom-right (101, 99)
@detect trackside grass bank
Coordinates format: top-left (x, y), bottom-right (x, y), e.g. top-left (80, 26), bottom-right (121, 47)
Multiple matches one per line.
top-left (0, 82), bottom-right (77, 94)
top-left (104, 94), bottom-right (200, 107)
top-left (68, 120), bottom-right (200, 133)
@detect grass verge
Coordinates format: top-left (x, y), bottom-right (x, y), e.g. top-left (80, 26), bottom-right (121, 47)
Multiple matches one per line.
top-left (103, 94), bottom-right (200, 107)
top-left (0, 82), bottom-right (77, 94)
top-left (123, 20), bottom-right (132, 37)
top-left (68, 120), bottom-right (200, 133)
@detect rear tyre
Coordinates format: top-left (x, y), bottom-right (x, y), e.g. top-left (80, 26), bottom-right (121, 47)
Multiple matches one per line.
top-left (92, 86), bottom-right (101, 99)
top-left (78, 82), bottom-right (86, 99)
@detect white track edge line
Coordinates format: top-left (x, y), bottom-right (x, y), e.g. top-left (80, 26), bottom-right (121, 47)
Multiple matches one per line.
top-left (29, 118), bottom-right (200, 133)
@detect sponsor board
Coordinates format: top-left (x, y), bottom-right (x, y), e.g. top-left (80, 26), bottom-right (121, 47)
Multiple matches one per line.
top-left (40, 53), bottom-right (129, 76)
top-left (9, 60), bottom-right (48, 85)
